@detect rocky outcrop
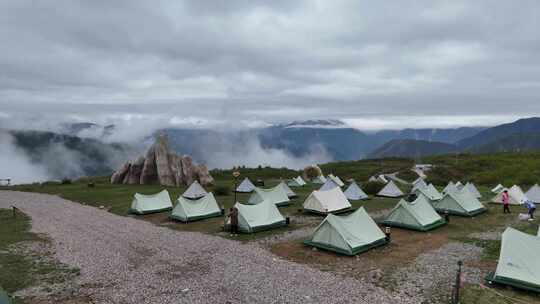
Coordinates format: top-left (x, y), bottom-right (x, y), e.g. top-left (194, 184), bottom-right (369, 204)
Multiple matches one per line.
top-left (110, 134), bottom-right (214, 186)
top-left (303, 165), bottom-right (323, 181)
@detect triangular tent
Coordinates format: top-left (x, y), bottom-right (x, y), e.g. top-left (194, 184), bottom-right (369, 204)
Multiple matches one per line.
top-left (455, 181), bottom-right (464, 190)
top-left (328, 174), bottom-right (345, 187)
top-left (463, 182), bottom-right (482, 199)
top-left (303, 187), bottom-right (352, 214)
top-left (377, 180), bottom-right (404, 198)
top-left (231, 200), bottom-right (286, 233)
top-left (443, 181), bottom-right (458, 194)
top-left (434, 189), bottom-right (486, 216)
top-left (287, 177), bottom-right (303, 187)
top-left (382, 196), bottom-right (445, 231)
top-left (344, 182), bottom-right (368, 201)
top-left (526, 184), bottom-right (540, 203)
top-left (279, 181), bottom-right (297, 198)
top-left (369, 175), bottom-right (388, 184)
top-left (130, 189), bottom-right (173, 214)
top-left (492, 188), bottom-right (523, 205)
top-left (311, 175), bottom-right (327, 184)
top-left (236, 177), bottom-right (256, 193)
top-left (171, 192), bottom-right (221, 222)
top-left (296, 176), bottom-right (307, 186)
top-left (509, 185), bottom-right (528, 202)
top-left (183, 180), bottom-right (208, 200)
top-left (248, 185), bottom-right (290, 206)
top-left (319, 178), bottom-right (340, 191)
top-left (491, 184), bottom-right (505, 194)
top-left (303, 207), bottom-right (387, 256)
top-left (486, 228), bottom-right (540, 292)
top-left (412, 177), bottom-right (427, 189)
top-left (413, 183), bottom-right (442, 201)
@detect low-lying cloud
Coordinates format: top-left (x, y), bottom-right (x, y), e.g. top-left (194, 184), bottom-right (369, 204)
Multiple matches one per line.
top-left (0, 131), bottom-right (49, 185)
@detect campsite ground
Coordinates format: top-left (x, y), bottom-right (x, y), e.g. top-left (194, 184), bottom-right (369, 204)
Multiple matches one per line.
top-left (2, 170), bottom-right (540, 303)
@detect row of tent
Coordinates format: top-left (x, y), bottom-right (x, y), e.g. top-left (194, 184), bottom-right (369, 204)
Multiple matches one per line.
top-left (491, 183), bottom-right (540, 204)
top-left (304, 179), bottom-right (495, 255)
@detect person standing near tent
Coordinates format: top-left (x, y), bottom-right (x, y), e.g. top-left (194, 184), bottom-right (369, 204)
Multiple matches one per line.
top-left (525, 199), bottom-right (536, 220)
top-left (502, 190), bottom-right (511, 214)
top-left (229, 207), bottom-right (239, 236)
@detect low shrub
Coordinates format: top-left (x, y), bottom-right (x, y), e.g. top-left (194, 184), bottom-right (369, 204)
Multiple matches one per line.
top-left (363, 181), bottom-right (385, 195)
top-left (214, 185), bottom-right (230, 196)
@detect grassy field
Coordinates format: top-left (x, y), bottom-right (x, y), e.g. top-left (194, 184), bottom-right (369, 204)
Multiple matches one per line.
top-left (3, 151), bottom-right (540, 303)
top-left (0, 209), bottom-right (79, 304)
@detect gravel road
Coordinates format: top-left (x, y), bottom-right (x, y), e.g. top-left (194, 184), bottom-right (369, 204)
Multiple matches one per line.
top-left (0, 191), bottom-right (415, 304)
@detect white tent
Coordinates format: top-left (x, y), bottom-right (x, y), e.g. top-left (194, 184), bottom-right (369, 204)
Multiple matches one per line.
top-left (487, 228), bottom-right (540, 292)
top-left (182, 180), bottom-right (208, 200)
top-left (344, 182), bottom-right (368, 201)
top-left (287, 176), bottom-right (305, 187)
top-left (170, 192), bottom-right (221, 222)
top-left (526, 184), bottom-right (540, 203)
top-left (303, 207), bottom-right (387, 256)
top-left (248, 185), bottom-right (290, 206)
top-left (369, 175), bottom-right (388, 184)
top-left (492, 187), bottom-right (523, 205)
top-left (231, 200), bottom-right (287, 233)
top-left (319, 179), bottom-right (340, 191)
top-left (303, 187), bottom-right (352, 214)
top-left (412, 178), bottom-right (427, 190)
top-left (413, 183), bottom-right (442, 201)
top-left (130, 190), bottom-right (173, 214)
top-left (328, 174), bottom-right (345, 187)
top-left (377, 180), bottom-right (404, 198)
top-left (236, 177), bottom-right (256, 193)
top-left (279, 181), bottom-right (297, 198)
top-left (463, 182), bottom-right (482, 199)
top-left (455, 181), bottom-right (464, 190)
top-left (491, 184), bottom-right (505, 194)
top-left (311, 175), bottom-right (327, 184)
top-left (510, 185), bottom-right (528, 202)
top-left (443, 182), bottom-right (458, 194)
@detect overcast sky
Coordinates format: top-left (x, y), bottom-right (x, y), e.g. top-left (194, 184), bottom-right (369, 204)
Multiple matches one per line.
top-left (1, 0), bottom-right (540, 131)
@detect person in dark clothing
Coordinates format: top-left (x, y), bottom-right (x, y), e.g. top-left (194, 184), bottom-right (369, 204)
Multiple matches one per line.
top-left (525, 200), bottom-right (536, 220)
top-left (229, 207), bottom-right (239, 236)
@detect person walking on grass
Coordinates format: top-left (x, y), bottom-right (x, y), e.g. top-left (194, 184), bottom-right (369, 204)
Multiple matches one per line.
top-left (229, 206), bottom-right (239, 236)
top-left (525, 199), bottom-right (536, 220)
top-left (502, 190), bottom-right (511, 214)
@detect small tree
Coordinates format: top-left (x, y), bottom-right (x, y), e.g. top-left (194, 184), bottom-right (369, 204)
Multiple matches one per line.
top-left (303, 165), bottom-right (323, 180)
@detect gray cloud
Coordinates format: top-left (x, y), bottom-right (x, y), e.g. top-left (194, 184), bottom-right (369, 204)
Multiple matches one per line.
top-left (1, 0), bottom-right (540, 130)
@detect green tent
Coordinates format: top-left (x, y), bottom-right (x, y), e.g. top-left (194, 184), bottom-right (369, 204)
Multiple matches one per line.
top-left (486, 227), bottom-right (540, 292)
top-left (248, 185), bottom-right (290, 206)
top-left (382, 196), bottom-right (446, 231)
top-left (304, 207), bottom-right (388, 256)
top-left (311, 175), bottom-right (327, 184)
top-left (279, 181), bottom-right (297, 198)
top-left (0, 287), bottom-right (11, 304)
top-left (232, 200), bottom-right (287, 233)
top-left (433, 189), bottom-right (486, 216)
top-left (287, 177), bottom-right (303, 187)
top-left (413, 183), bottom-right (442, 201)
top-left (170, 192), bottom-right (222, 222)
top-left (130, 189), bottom-right (173, 214)
top-left (182, 180), bottom-right (208, 200)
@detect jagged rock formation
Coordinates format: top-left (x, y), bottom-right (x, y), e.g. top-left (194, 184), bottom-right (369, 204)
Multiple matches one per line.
top-left (110, 134), bottom-right (214, 186)
top-left (303, 165), bottom-right (323, 181)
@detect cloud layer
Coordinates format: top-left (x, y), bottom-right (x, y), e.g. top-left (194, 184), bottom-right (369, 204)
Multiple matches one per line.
top-left (1, 1), bottom-right (540, 129)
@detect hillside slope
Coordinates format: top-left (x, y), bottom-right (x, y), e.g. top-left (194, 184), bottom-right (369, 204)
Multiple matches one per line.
top-left (367, 139), bottom-right (458, 159)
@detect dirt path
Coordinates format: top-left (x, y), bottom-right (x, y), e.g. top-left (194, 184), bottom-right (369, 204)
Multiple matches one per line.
top-left (0, 191), bottom-right (416, 304)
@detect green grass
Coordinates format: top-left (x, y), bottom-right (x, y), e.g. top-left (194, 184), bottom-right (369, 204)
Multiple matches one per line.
top-left (0, 209), bottom-right (79, 303)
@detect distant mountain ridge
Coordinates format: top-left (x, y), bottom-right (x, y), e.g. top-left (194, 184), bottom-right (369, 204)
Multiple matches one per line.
top-left (367, 117), bottom-right (540, 158)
